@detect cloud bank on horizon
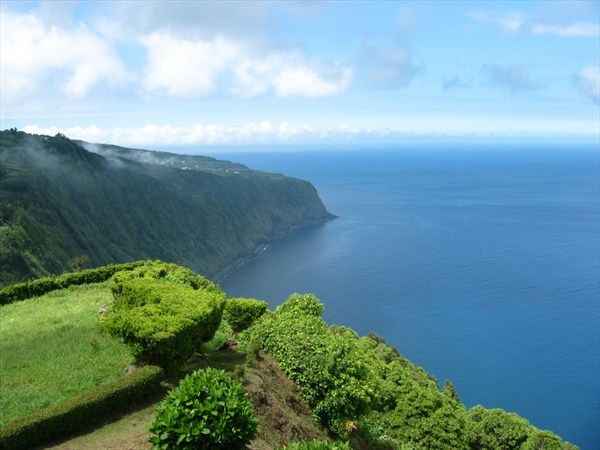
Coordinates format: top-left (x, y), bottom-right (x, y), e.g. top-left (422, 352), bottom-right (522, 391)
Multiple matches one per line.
top-left (1, 0), bottom-right (598, 148)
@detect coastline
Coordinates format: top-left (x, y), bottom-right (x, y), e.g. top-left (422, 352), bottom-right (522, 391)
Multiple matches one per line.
top-left (210, 213), bottom-right (336, 284)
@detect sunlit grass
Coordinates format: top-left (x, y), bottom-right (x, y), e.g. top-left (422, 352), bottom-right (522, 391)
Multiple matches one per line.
top-left (0, 284), bottom-right (133, 426)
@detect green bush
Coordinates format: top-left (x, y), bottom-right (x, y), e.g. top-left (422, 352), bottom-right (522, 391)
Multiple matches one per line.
top-left (0, 260), bottom-right (147, 305)
top-left (110, 261), bottom-right (221, 295)
top-left (149, 367), bottom-right (257, 449)
top-left (0, 365), bottom-right (163, 450)
top-left (223, 297), bottom-right (268, 333)
top-left (247, 293), bottom-right (469, 444)
top-left (466, 405), bottom-right (531, 450)
top-left (103, 278), bottom-right (225, 369)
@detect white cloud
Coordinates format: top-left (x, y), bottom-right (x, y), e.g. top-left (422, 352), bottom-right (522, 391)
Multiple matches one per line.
top-left (22, 115), bottom-right (599, 150)
top-left (272, 64), bottom-right (352, 97)
top-left (142, 33), bottom-right (240, 97)
top-left (141, 32), bottom-right (352, 98)
top-left (469, 10), bottom-right (599, 37)
top-left (531, 22), bottom-right (600, 37)
top-left (21, 122), bottom-right (379, 147)
top-left (0, 9), bottom-right (131, 104)
top-left (575, 66), bottom-right (600, 104)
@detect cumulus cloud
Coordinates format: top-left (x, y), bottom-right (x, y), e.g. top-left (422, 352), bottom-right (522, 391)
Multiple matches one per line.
top-left (141, 32), bottom-right (352, 98)
top-left (0, 9), bottom-right (131, 104)
top-left (142, 33), bottom-right (240, 97)
top-left (0, 2), bottom-right (353, 118)
top-left (483, 65), bottom-right (539, 93)
top-left (574, 66), bottom-right (600, 104)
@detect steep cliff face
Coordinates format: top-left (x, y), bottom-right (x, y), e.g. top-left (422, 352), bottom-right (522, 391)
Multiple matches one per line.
top-left (0, 130), bottom-right (334, 286)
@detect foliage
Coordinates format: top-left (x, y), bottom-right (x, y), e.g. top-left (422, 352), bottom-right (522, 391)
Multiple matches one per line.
top-left (466, 405), bottom-right (531, 450)
top-left (246, 293), bottom-right (574, 449)
top-left (0, 260), bottom-right (147, 305)
top-left (103, 263), bottom-right (225, 369)
top-left (0, 284), bottom-right (133, 426)
top-left (280, 440), bottom-right (351, 450)
top-left (521, 429), bottom-right (563, 450)
top-left (466, 405), bottom-right (569, 450)
top-left (0, 129), bottom-right (332, 286)
top-left (0, 364), bottom-right (163, 450)
top-left (203, 318), bottom-right (234, 351)
top-left (149, 367), bottom-right (257, 449)
top-left (223, 297), bottom-right (268, 333)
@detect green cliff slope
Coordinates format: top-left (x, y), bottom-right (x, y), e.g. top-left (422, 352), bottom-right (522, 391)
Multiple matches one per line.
top-left (0, 130), bottom-right (333, 286)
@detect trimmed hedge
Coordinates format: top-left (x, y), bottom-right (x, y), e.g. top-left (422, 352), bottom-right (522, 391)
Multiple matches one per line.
top-left (110, 261), bottom-right (221, 295)
top-left (223, 297), bottom-right (268, 333)
top-left (104, 263), bottom-right (225, 369)
top-left (0, 365), bottom-right (164, 450)
top-left (0, 260), bottom-right (149, 305)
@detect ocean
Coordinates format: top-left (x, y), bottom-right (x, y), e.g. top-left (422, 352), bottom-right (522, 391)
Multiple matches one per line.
top-left (211, 144), bottom-right (599, 449)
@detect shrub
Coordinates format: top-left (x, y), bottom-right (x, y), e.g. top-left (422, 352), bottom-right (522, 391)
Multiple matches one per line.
top-left (0, 260), bottom-right (147, 305)
top-left (149, 367), bottom-right (257, 449)
top-left (223, 297), bottom-right (268, 333)
top-left (0, 365), bottom-right (163, 450)
top-left (103, 278), bottom-right (225, 369)
top-left (466, 405), bottom-right (530, 450)
top-left (110, 261), bottom-right (221, 295)
top-left (247, 293), bottom-right (469, 444)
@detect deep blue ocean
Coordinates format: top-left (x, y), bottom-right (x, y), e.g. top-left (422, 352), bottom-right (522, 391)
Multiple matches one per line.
top-left (211, 144), bottom-right (599, 449)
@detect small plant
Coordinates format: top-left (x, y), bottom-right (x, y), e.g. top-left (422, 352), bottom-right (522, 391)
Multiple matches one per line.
top-left (149, 367), bottom-right (258, 449)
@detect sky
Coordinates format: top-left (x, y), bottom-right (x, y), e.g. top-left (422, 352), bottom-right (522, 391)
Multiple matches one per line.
top-left (0, 0), bottom-right (599, 149)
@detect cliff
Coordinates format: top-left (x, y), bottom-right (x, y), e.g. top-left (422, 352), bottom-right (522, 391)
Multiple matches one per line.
top-left (0, 129), bottom-right (334, 286)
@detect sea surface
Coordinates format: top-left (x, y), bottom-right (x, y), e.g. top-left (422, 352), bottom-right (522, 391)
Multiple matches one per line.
top-left (212, 144), bottom-right (599, 449)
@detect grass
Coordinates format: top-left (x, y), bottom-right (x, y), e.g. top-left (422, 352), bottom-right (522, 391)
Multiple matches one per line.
top-left (0, 284), bottom-right (133, 426)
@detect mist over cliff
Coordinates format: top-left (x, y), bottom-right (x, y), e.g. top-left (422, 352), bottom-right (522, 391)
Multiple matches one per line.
top-left (0, 129), bottom-right (333, 286)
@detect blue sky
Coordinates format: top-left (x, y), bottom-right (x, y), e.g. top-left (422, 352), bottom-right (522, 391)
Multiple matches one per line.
top-left (0, 0), bottom-right (598, 148)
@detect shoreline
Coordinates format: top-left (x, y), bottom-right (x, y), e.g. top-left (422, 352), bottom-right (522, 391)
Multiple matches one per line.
top-left (210, 214), bottom-right (336, 284)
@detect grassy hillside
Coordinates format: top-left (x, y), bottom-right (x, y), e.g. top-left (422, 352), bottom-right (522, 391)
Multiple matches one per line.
top-left (0, 284), bottom-right (132, 426)
top-left (0, 129), bottom-right (333, 286)
top-left (0, 262), bottom-right (578, 449)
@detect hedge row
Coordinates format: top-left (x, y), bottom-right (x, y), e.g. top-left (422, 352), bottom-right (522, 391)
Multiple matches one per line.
top-left (223, 297), bottom-right (269, 333)
top-left (0, 364), bottom-right (164, 450)
top-left (0, 260), bottom-right (150, 305)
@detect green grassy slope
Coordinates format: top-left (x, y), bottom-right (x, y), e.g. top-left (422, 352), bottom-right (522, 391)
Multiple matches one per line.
top-left (0, 284), bottom-right (132, 425)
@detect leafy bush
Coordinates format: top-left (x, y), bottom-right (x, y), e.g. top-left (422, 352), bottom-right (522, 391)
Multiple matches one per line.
top-left (466, 405), bottom-right (531, 450)
top-left (250, 294), bottom-right (377, 436)
top-left (466, 405), bottom-right (569, 450)
top-left (103, 278), bottom-right (224, 369)
top-left (0, 365), bottom-right (163, 450)
top-left (223, 297), bottom-right (268, 333)
top-left (149, 367), bottom-right (257, 449)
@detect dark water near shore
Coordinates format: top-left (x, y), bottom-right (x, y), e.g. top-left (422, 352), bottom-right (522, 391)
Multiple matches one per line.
top-left (213, 144), bottom-right (599, 449)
